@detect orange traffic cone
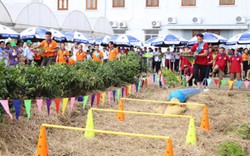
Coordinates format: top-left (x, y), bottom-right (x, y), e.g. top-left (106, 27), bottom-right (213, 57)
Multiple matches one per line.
top-left (200, 105), bottom-right (210, 131)
top-left (36, 126), bottom-right (48, 156)
top-left (116, 99), bottom-right (125, 121)
top-left (165, 138), bottom-right (174, 156)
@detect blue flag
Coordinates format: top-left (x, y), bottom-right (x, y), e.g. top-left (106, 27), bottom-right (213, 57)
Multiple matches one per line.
top-left (13, 100), bottom-right (21, 120)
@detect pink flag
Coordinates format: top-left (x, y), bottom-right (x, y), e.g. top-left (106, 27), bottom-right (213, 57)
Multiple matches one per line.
top-left (245, 81), bottom-right (249, 88)
top-left (70, 97), bottom-right (75, 112)
top-left (36, 99), bottom-right (43, 113)
top-left (132, 84), bottom-right (136, 94)
top-left (150, 76), bottom-right (154, 84)
top-left (0, 100), bottom-right (13, 120)
top-left (108, 91), bottom-right (111, 104)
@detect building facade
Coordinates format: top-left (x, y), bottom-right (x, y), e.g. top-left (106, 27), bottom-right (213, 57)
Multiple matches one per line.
top-left (1, 0), bottom-right (250, 42)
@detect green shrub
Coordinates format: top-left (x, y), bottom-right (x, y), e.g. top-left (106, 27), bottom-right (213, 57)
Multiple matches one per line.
top-left (162, 68), bottom-right (181, 87)
top-left (219, 141), bottom-right (248, 156)
top-left (238, 124), bottom-right (250, 140)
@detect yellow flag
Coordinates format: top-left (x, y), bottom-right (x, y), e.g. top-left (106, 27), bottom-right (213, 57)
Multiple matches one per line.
top-left (228, 80), bottom-right (234, 89)
top-left (128, 85), bottom-right (132, 94)
top-left (62, 98), bottom-right (69, 115)
top-left (101, 92), bottom-right (106, 107)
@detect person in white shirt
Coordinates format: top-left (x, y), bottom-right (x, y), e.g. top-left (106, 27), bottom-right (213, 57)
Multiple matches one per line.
top-left (154, 48), bottom-right (162, 73)
top-left (103, 46), bottom-right (109, 62)
top-left (164, 48), bottom-right (173, 70)
top-left (174, 48), bottom-right (180, 72)
top-left (23, 40), bottom-right (34, 64)
top-left (71, 43), bottom-right (79, 61)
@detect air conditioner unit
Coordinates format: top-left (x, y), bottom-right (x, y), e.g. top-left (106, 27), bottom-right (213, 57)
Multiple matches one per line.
top-left (236, 16), bottom-right (246, 24)
top-left (119, 22), bottom-right (127, 28)
top-left (152, 21), bottom-right (161, 28)
top-left (192, 17), bottom-right (202, 24)
top-left (110, 21), bottom-right (118, 28)
top-left (168, 17), bottom-right (177, 24)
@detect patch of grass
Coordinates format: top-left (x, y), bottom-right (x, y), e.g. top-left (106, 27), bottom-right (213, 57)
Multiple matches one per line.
top-left (219, 141), bottom-right (248, 156)
top-left (238, 124), bottom-right (250, 140)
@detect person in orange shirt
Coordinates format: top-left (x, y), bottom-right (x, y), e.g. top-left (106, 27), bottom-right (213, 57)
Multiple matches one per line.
top-left (56, 43), bottom-right (69, 64)
top-left (92, 44), bottom-right (104, 63)
top-left (108, 41), bottom-right (118, 61)
top-left (35, 31), bottom-right (57, 66)
top-left (76, 44), bottom-right (86, 62)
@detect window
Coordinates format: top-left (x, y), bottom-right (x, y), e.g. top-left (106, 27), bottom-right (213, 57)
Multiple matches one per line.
top-left (182, 0), bottom-right (196, 6)
top-left (146, 0), bottom-right (159, 7)
top-left (58, 0), bottom-right (68, 10)
top-left (144, 30), bottom-right (159, 41)
top-left (219, 0), bottom-right (235, 5)
top-left (86, 0), bottom-right (97, 10)
top-left (113, 0), bottom-right (125, 8)
top-left (192, 30), bottom-right (220, 37)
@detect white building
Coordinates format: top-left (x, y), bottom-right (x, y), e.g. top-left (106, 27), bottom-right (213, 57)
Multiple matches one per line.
top-left (1, 0), bottom-right (250, 42)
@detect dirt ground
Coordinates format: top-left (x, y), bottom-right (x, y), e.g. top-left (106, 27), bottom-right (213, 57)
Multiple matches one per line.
top-left (0, 84), bottom-right (250, 156)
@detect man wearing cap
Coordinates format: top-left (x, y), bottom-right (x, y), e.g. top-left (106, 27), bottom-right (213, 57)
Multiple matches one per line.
top-left (35, 31), bottom-right (57, 66)
top-left (23, 40), bottom-right (34, 64)
top-left (6, 42), bottom-right (21, 66)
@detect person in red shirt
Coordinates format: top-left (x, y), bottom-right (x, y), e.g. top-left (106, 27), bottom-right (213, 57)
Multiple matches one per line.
top-left (179, 46), bottom-right (192, 76)
top-left (211, 47), bottom-right (230, 87)
top-left (229, 49), bottom-right (243, 89)
top-left (183, 64), bottom-right (194, 87)
top-left (204, 48), bottom-right (213, 86)
top-left (188, 33), bottom-right (209, 88)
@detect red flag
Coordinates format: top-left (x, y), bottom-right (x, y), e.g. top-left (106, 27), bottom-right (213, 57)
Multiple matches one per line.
top-left (54, 98), bottom-right (61, 115)
top-left (214, 79), bottom-right (219, 85)
top-left (96, 93), bottom-right (101, 107)
top-left (145, 79), bottom-right (148, 87)
top-left (125, 86), bottom-right (128, 97)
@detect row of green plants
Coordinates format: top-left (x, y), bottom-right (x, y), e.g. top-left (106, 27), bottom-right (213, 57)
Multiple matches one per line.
top-left (0, 53), bottom-right (141, 100)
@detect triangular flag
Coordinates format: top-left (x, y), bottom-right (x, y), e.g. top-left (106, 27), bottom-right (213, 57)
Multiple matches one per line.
top-left (112, 90), bottom-right (116, 102)
top-left (91, 94), bottom-right (95, 107)
top-left (221, 79), bottom-right (227, 87)
top-left (101, 92), bottom-right (106, 107)
top-left (54, 98), bottom-right (60, 115)
top-left (117, 88), bottom-right (121, 101)
top-left (132, 84), bottom-right (136, 94)
top-left (138, 81), bottom-right (141, 91)
top-left (237, 81), bottom-right (242, 89)
top-left (245, 81), bottom-right (249, 88)
top-left (141, 80), bottom-right (144, 88)
top-left (36, 99), bottom-right (43, 113)
top-left (0, 100), bottom-right (13, 120)
top-left (24, 100), bottom-right (32, 120)
top-left (150, 76), bottom-right (154, 84)
top-left (163, 77), bottom-right (167, 84)
top-left (214, 79), bottom-right (219, 85)
top-left (46, 99), bottom-right (51, 116)
top-left (125, 86), bottom-right (128, 97)
top-left (96, 93), bottom-right (101, 107)
top-left (108, 91), bottom-right (111, 104)
top-left (128, 85), bottom-right (132, 94)
top-left (70, 97), bottom-right (75, 112)
top-left (83, 96), bottom-right (89, 109)
top-left (228, 80), bottom-right (234, 89)
top-left (78, 96), bottom-right (83, 102)
top-left (13, 100), bottom-right (21, 120)
top-left (156, 74), bottom-right (159, 82)
top-left (207, 78), bottom-right (212, 86)
top-left (153, 74), bottom-right (155, 83)
top-left (136, 82), bottom-right (139, 92)
top-left (121, 88), bottom-right (124, 97)
top-left (145, 79), bottom-right (148, 87)
top-left (62, 98), bottom-right (68, 114)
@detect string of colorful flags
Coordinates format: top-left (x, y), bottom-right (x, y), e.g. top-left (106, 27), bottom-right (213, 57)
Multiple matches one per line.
top-left (0, 76), bottom-right (160, 121)
top-left (204, 78), bottom-right (249, 89)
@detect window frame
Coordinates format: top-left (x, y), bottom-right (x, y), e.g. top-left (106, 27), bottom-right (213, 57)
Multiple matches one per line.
top-left (112, 0), bottom-right (125, 8)
top-left (181, 0), bottom-right (196, 6)
top-left (57, 0), bottom-right (68, 10)
top-left (146, 0), bottom-right (159, 7)
top-left (86, 0), bottom-right (98, 10)
top-left (219, 0), bottom-right (235, 5)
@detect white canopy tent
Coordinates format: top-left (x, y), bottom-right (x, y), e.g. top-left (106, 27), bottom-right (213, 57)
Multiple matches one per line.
top-left (0, 1), bottom-right (13, 26)
top-left (92, 17), bottom-right (114, 37)
top-left (61, 10), bottom-right (92, 33)
top-left (14, 2), bottom-right (60, 31)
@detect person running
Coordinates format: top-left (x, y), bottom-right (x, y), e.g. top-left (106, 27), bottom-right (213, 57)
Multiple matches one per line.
top-left (188, 33), bottom-right (209, 88)
top-left (108, 41), bottom-right (118, 61)
top-left (35, 31), bottom-right (57, 66)
top-left (56, 43), bottom-right (69, 64)
top-left (92, 44), bottom-right (104, 63)
top-left (229, 49), bottom-right (243, 90)
top-left (76, 44), bottom-right (86, 63)
top-left (211, 47), bottom-right (230, 87)
top-left (242, 48), bottom-right (249, 80)
top-left (204, 47), bottom-right (213, 86)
